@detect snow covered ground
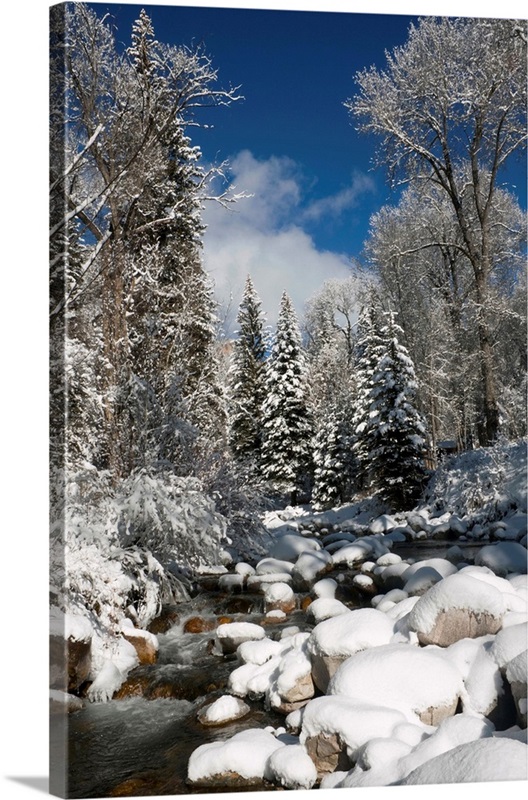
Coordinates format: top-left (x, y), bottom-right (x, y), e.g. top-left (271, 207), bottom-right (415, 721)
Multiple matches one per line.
top-left (54, 440), bottom-right (527, 791)
top-left (187, 441), bottom-right (528, 790)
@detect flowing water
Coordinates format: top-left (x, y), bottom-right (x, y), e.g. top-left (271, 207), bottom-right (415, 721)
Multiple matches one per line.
top-left (60, 540), bottom-right (482, 797)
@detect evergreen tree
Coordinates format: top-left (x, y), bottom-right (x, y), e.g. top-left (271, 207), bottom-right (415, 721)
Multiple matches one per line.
top-left (355, 310), bottom-right (427, 508)
top-left (228, 276), bottom-right (267, 466)
top-left (261, 292), bottom-right (312, 502)
top-left (351, 305), bottom-right (384, 491)
top-left (312, 408), bottom-right (352, 510)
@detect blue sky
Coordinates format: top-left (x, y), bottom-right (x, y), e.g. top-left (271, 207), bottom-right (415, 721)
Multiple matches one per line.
top-left (88, 1), bottom-right (527, 324)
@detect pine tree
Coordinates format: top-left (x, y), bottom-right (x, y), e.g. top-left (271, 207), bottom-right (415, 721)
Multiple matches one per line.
top-left (261, 292), bottom-right (312, 502)
top-left (312, 409), bottom-right (352, 510)
top-left (355, 310), bottom-right (427, 508)
top-left (228, 276), bottom-right (267, 466)
top-left (351, 306), bottom-right (384, 491)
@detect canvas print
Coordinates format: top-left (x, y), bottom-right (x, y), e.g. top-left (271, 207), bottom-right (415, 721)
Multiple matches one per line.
top-left (49, 1), bottom-right (528, 797)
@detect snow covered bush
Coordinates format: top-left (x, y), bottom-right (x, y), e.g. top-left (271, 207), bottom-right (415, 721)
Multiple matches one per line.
top-left (425, 438), bottom-right (527, 521)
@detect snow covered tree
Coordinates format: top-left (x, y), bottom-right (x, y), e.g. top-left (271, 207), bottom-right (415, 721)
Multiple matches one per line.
top-left (50, 3), bottom-right (240, 480)
top-left (312, 409), bottom-right (353, 510)
top-left (348, 16), bottom-right (527, 445)
top-left (227, 276), bottom-right (267, 467)
top-left (354, 310), bottom-right (427, 508)
top-left (261, 292), bottom-right (312, 502)
top-left (303, 276), bottom-right (364, 506)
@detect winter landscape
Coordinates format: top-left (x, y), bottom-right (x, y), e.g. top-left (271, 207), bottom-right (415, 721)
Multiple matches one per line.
top-left (49, 2), bottom-right (527, 798)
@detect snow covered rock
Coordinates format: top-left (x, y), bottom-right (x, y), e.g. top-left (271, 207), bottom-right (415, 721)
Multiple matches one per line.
top-left (49, 689), bottom-right (84, 714)
top-left (408, 573), bottom-right (505, 647)
top-left (263, 582), bottom-right (295, 614)
top-left (197, 695), bottom-right (250, 727)
top-left (268, 639), bottom-right (314, 713)
top-left (50, 607), bottom-right (93, 692)
top-left (352, 573), bottom-right (377, 596)
top-left (237, 638), bottom-right (282, 666)
top-left (300, 696), bottom-right (409, 777)
top-left (270, 534), bottom-right (321, 562)
top-left (292, 549), bottom-right (332, 590)
top-left (187, 728), bottom-right (284, 787)
top-left (308, 609), bottom-right (394, 692)
top-left (215, 622), bottom-right (265, 655)
top-left (331, 535), bottom-right (390, 566)
top-left (306, 597), bottom-right (349, 623)
top-left (369, 514), bottom-right (398, 534)
top-left (400, 737), bottom-right (528, 784)
top-left (474, 541), bottom-right (527, 577)
top-left (120, 620), bottom-right (158, 665)
top-left (246, 573), bottom-right (293, 591)
top-left (506, 649), bottom-right (528, 728)
top-left (403, 566), bottom-right (445, 596)
top-left (87, 637), bottom-right (139, 703)
top-left (255, 557), bottom-right (294, 575)
top-left (266, 744), bottom-right (317, 790)
top-left (328, 643), bottom-right (463, 725)
top-left (218, 573), bottom-right (244, 593)
top-left (312, 577), bottom-right (337, 599)
top-left (445, 637), bottom-right (504, 718)
top-left (491, 623), bottom-right (528, 673)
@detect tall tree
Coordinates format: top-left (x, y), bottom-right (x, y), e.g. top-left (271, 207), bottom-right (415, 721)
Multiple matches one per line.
top-left (347, 16), bottom-right (527, 445)
top-left (49, 3), bottom-right (240, 479)
top-left (261, 292), bottom-right (312, 502)
top-left (354, 310), bottom-right (427, 508)
top-left (228, 276), bottom-right (267, 467)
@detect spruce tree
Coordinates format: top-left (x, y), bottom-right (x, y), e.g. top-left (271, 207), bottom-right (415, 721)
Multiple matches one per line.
top-left (228, 276), bottom-right (267, 466)
top-left (351, 306), bottom-right (384, 491)
top-left (312, 409), bottom-right (352, 510)
top-left (261, 292), bottom-right (312, 502)
top-left (356, 310), bottom-right (427, 508)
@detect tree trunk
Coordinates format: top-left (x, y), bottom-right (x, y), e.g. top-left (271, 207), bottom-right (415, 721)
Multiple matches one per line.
top-left (101, 239), bottom-right (131, 481)
top-left (474, 270), bottom-right (499, 446)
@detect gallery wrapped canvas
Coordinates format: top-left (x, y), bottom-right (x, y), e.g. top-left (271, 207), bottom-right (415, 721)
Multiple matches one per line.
top-left (49, 1), bottom-right (527, 797)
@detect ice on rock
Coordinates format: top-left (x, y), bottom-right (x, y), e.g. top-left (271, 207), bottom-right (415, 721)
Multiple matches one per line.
top-left (328, 643), bottom-right (464, 725)
top-left (188, 728), bottom-right (284, 784)
top-left (266, 744), bottom-right (317, 790)
top-left (401, 737), bottom-right (528, 784)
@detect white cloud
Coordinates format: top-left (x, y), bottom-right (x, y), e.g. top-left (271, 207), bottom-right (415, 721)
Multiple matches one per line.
top-left (202, 150), bottom-right (354, 331)
top-left (302, 172), bottom-right (376, 222)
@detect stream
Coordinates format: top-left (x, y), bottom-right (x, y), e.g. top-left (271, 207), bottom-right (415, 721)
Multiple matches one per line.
top-left (60, 540), bottom-right (482, 797)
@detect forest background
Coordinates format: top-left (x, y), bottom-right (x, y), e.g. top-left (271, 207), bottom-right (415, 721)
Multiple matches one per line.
top-left (1, 1), bottom-right (526, 800)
